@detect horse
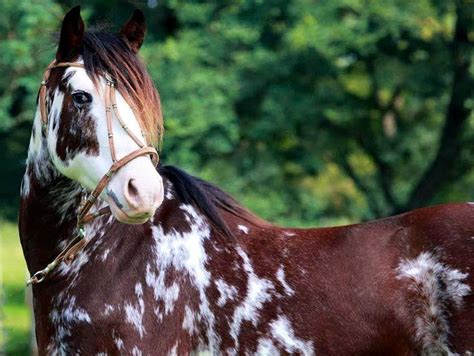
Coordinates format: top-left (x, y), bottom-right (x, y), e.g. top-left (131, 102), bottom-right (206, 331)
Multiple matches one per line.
top-left (19, 6), bottom-right (473, 355)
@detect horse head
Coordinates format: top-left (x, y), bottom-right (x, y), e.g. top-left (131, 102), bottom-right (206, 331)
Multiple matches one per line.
top-left (39, 6), bottom-right (164, 224)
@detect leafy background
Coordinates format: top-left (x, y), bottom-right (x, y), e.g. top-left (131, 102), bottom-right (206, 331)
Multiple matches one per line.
top-left (0, 0), bottom-right (472, 353)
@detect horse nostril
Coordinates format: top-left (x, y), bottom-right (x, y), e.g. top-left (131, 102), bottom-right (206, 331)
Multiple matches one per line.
top-left (127, 179), bottom-right (139, 201)
top-left (121, 177), bottom-right (159, 213)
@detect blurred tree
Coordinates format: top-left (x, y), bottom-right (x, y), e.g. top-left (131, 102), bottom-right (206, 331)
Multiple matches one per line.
top-left (0, 0), bottom-right (63, 128)
top-left (0, 0), bottom-right (63, 218)
top-left (0, 0), bottom-right (472, 225)
top-left (140, 0), bottom-right (473, 223)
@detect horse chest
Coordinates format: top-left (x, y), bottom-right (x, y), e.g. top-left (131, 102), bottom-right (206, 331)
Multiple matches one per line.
top-left (45, 264), bottom-right (202, 354)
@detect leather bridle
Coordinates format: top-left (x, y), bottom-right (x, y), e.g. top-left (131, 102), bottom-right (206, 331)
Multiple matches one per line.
top-left (27, 61), bottom-right (159, 285)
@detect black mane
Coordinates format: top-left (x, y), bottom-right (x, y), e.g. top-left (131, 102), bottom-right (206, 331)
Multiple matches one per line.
top-left (158, 165), bottom-right (268, 239)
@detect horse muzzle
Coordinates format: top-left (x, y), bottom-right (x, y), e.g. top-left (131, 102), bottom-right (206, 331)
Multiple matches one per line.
top-left (106, 164), bottom-right (164, 224)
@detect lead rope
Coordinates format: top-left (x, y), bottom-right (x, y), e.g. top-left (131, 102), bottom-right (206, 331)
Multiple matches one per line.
top-left (27, 62), bottom-right (159, 285)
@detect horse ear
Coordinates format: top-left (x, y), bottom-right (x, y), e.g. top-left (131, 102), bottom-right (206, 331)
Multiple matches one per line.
top-left (120, 9), bottom-right (146, 53)
top-left (56, 6), bottom-right (85, 62)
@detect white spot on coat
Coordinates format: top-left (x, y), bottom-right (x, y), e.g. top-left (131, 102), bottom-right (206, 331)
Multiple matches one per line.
top-left (397, 252), bottom-right (471, 355)
top-left (51, 296), bottom-right (91, 325)
top-left (131, 346), bottom-right (142, 356)
top-left (49, 295), bottom-right (91, 354)
top-left (182, 305), bottom-right (197, 334)
top-left (168, 342), bottom-right (178, 356)
top-left (147, 204), bottom-right (219, 352)
top-left (165, 184), bottom-right (174, 200)
top-left (276, 267), bottom-right (295, 296)
top-left (228, 247), bottom-right (274, 351)
top-left (50, 180), bottom-right (82, 224)
top-left (215, 278), bottom-right (238, 306)
top-left (270, 315), bottom-right (314, 355)
top-left (113, 336), bottom-right (124, 350)
top-left (256, 338), bottom-right (280, 355)
top-left (237, 225), bottom-right (249, 234)
top-left (20, 172), bottom-right (31, 197)
top-left (57, 246), bottom-right (90, 277)
top-left (124, 283), bottom-right (146, 338)
top-left (101, 248), bottom-right (111, 261)
top-left (103, 304), bottom-right (114, 316)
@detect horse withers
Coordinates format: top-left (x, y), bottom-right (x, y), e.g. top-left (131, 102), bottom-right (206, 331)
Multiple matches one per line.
top-left (19, 6), bottom-right (473, 355)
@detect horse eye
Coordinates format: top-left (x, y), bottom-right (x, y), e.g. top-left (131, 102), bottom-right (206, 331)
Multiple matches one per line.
top-left (72, 91), bottom-right (92, 105)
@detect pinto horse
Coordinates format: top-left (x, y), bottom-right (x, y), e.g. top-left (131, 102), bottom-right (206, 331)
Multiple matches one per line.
top-left (19, 6), bottom-right (473, 355)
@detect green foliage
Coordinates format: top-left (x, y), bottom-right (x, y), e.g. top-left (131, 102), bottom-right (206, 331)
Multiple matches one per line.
top-left (0, 0), bottom-right (62, 128)
top-left (0, 0), bottom-right (63, 218)
top-left (0, 0), bottom-right (474, 224)
top-left (140, 0), bottom-right (472, 222)
top-left (1, 220), bottom-right (31, 355)
top-left (0, 0), bottom-right (472, 223)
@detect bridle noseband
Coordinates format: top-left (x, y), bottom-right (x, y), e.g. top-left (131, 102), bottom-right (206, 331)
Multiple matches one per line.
top-left (28, 61), bottom-right (159, 285)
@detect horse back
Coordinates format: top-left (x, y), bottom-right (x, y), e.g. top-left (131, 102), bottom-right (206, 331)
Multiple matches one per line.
top-left (250, 203), bottom-right (474, 354)
top-left (395, 203), bottom-right (474, 353)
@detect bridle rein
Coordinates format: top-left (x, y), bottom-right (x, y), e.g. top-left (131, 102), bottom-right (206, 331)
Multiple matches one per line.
top-left (27, 61), bottom-right (159, 285)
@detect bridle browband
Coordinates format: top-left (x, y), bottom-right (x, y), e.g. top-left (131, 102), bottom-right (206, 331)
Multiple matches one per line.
top-left (27, 61), bottom-right (159, 285)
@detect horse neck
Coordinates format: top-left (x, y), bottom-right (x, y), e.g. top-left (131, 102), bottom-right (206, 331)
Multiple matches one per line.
top-left (20, 115), bottom-right (254, 347)
top-left (151, 183), bottom-right (254, 348)
top-left (19, 108), bottom-right (82, 273)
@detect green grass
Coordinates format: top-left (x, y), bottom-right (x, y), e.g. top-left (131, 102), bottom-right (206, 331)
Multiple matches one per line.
top-left (1, 220), bottom-right (31, 355)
